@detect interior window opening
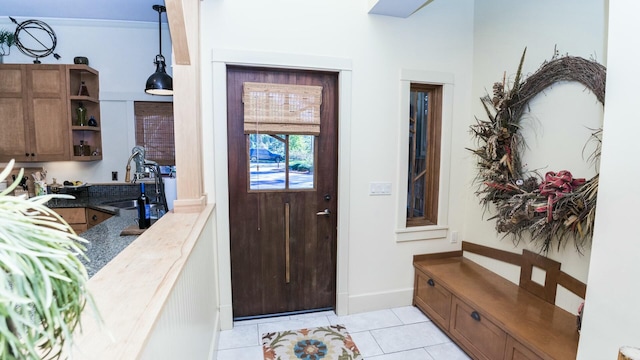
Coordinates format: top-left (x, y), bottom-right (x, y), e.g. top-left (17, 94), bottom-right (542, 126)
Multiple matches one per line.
top-left (407, 83), bottom-right (442, 226)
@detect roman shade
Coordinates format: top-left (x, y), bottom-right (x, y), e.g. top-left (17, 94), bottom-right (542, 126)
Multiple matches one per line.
top-left (242, 82), bottom-right (322, 135)
top-left (134, 101), bottom-right (175, 165)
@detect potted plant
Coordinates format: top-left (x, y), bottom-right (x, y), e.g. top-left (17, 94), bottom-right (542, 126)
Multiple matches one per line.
top-left (0, 29), bottom-right (15, 62)
top-left (0, 160), bottom-right (97, 359)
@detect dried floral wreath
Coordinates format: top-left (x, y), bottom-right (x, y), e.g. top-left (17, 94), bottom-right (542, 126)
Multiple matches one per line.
top-left (469, 48), bottom-right (606, 253)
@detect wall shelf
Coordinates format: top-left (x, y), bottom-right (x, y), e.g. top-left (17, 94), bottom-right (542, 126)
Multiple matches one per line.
top-left (67, 65), bottom-right (102, 161)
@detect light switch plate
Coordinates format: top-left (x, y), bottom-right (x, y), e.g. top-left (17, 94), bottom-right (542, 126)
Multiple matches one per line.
top-left (369, 182), bottom-right (392, 195)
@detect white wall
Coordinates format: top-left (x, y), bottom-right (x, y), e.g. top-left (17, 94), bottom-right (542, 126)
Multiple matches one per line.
top-left (469, 0), bottom-right (607, 313)
top-left (578, 2), bottom-right (640, 358)
top-left (0, 17), bottom-right (172, 184)
top-left (201, 0), bottom-right (475, 318)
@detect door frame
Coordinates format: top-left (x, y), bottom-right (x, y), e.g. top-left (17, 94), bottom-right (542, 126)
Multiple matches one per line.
top-left (210, 49), bottom-right (353, 330)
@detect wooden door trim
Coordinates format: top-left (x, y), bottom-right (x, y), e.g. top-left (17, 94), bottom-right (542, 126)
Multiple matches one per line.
top-left (211, 50), bottom-right (353, 329)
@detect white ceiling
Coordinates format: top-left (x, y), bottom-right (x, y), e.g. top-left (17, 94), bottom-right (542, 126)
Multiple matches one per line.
top-left (0, 0), bottom-right (167, 23)
top-left (1, 0), bottom-right (433, 25)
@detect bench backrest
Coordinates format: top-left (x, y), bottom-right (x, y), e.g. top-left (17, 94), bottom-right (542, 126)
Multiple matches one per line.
top-left (462, 241), bottom-right (586, 304)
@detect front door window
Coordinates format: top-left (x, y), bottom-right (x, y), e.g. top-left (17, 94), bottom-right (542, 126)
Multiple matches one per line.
top-left (248, 134), bottom-right (315, 191)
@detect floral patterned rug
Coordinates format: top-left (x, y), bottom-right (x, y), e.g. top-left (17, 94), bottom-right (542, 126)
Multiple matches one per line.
top-left (262, 324), bottom-right (363, 360)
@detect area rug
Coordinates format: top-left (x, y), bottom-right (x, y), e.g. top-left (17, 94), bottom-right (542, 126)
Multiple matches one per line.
top-left (262, 324), bottom-right (363, 360)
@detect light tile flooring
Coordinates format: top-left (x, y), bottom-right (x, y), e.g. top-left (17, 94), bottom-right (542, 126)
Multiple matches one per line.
top-left (216, 306), bottom-right (470, 360)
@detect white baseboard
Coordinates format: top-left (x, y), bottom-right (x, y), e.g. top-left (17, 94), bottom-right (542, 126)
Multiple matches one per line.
top-left (220, 304), bottom-right (233, 330)
top-left (348, 287), bottom-right (414, 314)
top-left (336, 291), bottom-right (349, 316)
top-left (209, 310), bottom-right (221, 360)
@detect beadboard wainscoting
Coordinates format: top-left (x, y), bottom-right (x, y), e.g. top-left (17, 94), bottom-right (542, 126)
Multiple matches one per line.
top-left (67, 205), bottom-right (219, 359)
top-left (140, 207), bottom-right (219, 359)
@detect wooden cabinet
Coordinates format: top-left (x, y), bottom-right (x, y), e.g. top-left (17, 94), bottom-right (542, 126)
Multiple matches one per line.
top-left (67, 65), bottom-right (102, 161)
top-left (449, 296), bottom-right (506, 360)
top-left (0, 64), bottom-right (70, 162)
top-left (505, 336), bottom-right (544, 360)
top-left (0, 64), bottom-right (102, 162)
top-left (54, 207), bottom-right (113, 234)
top-left (414, 268), bottom-right (451, 330)
top-left (54, 207), bottom-right (88, 234)
top-left (87, 208), bottom-right (112, 227)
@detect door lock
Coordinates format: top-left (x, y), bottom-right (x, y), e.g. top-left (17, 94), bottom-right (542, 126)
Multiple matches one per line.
top-left (316, 209), bottom-right (331, 216)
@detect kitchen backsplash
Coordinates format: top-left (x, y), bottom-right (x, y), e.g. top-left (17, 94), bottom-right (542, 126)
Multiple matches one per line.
top-left (43, 183), bottom-right (160, 207)
top-left (87, 184), bottom-right (157, 199)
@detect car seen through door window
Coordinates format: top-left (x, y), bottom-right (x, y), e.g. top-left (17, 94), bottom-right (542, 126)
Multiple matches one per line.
top-left (249, 148), bottom-right (283, 162)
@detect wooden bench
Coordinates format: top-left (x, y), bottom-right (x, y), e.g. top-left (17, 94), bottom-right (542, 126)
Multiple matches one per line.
top-left (413, 241), bottom-right (586, 360)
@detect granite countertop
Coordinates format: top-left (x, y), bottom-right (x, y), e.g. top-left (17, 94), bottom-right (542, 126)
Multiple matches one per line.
top-left (78, 209), bottom-right (141, 278)
top-left (40, 184), bottom-right (165, 277)
top-left (49, 195), bottom-right (141, 277)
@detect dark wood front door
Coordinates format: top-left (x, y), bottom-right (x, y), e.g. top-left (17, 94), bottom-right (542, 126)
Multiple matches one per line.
top-left (227, 66), bottom-right (338, 319)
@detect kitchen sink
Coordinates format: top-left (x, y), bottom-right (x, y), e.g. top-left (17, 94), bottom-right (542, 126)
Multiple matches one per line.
top-left (101, 199), bottom-right (139, 209)
top-left (101, 199), bottom-right (162, 213)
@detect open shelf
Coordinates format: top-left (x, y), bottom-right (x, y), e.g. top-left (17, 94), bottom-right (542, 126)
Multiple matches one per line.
top-left (67, 65), bottom-right (102, 161)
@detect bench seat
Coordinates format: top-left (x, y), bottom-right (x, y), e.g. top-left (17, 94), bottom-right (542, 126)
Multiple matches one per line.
top-left (414, 255), bottom-right (579, 360)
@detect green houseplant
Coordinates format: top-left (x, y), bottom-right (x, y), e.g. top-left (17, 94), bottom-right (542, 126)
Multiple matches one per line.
top-left (0, 160), bottom-right (96, 359)
top-left (0, 29), bottom-right (15, 57)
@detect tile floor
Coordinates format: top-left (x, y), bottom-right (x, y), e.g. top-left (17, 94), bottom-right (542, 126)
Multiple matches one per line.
top-left (215, 306), bottom-right (470, 360)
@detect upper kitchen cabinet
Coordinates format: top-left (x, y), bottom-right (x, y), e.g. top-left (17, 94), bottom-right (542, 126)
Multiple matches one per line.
top-left (67, 65), bottom-right (102, 161)
top-left (0, 64), bottom-right (70, 162)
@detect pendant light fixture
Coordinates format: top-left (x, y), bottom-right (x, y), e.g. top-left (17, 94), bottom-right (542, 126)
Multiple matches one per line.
top-left (145, 4), bottom-right (173, 95)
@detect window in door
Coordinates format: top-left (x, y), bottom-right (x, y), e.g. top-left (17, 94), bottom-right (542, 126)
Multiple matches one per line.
top-left (407, 83), bottom-right (442, 226)
top-left (248, 133), bottom-right (315, 191)
top-left (242, 81), bottom-right (321, 192)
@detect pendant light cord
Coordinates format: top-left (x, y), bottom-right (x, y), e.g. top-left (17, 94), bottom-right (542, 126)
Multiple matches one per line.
top-left (157, 6), bottom-right (163, 57)
top-left (153, 5), bottom-right (166, 58)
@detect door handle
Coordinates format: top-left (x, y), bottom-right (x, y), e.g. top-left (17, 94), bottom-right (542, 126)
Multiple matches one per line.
top-left (316, 209), bottom-right (331, 216)
top-left (285, 203), bottom-right (290, 284)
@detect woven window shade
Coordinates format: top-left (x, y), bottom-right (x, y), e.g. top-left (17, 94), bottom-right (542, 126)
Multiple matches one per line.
top-left (242, 82), bottom-right (323, 135)
top-left (134, 101), bottom-right (175, 166)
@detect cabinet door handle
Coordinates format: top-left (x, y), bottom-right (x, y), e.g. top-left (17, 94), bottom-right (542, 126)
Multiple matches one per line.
top-left (471, 311), bottom-right (481, 321)
top-left (427, 278), bottom-right (435, 287)
top-left (92, 215), bottom-right (98, 221)
top-left (25, 153), bottom-right (29, 157)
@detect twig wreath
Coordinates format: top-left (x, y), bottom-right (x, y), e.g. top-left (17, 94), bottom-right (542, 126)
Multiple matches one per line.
top-left (469, 48), bottom-right (605, 253)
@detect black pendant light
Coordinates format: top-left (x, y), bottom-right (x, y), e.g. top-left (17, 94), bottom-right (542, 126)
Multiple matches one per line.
top-left (145, 5), bottom-right (173, 95)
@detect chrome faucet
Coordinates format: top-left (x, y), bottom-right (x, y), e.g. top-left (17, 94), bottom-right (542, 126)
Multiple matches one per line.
top-left (125, 146), bottom-right (146, 183)
top-left (125, 146), bottom-right (169, 215)
top-left (144, 160), bottom-right (169, 214)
